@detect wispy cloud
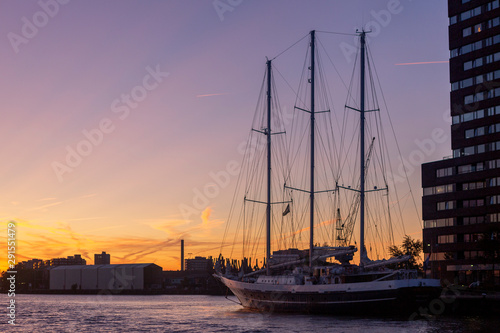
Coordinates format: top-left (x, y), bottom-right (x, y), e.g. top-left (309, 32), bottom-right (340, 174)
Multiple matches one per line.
top-left (395, 61), bottom-right (449, 66)
top-left (196, 93), bottom-right (228, 98)
top-left (0, 215), bottom-right (225, 270)
top-left (30, 201), bottom-right (64, 211)
top-left (37, 197), bottom-right (58, 202)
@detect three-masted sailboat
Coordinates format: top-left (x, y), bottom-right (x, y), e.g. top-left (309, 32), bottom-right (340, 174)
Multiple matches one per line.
top-left (214, 30), bottom-right (441, 314)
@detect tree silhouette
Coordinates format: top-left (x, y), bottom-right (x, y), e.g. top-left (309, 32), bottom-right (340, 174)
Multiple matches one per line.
top-left (388, 235), bottom-right (423, 271)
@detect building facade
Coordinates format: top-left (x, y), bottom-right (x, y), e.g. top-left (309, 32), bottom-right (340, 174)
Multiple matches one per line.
top-left (185, 256), bottom-right (213, 272)
top-left (94, 251), bottom-right (111, 265)
top-left (47, 254), bottom-right (86, 266)
top-left (422, 0), bottom-right (500, 286)
top-left (49, 264), bottom-right (163, 291)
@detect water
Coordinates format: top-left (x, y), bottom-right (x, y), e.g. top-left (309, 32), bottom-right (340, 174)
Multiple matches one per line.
top-left (1, 294), bottom-right (498, 332)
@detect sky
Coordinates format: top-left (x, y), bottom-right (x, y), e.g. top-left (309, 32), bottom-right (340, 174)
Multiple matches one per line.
top-left (0, 0), bottom-right (450, 271)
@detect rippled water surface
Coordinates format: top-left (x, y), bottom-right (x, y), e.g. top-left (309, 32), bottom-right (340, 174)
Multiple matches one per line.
top-left (1, 294), bottom-right (498, 332)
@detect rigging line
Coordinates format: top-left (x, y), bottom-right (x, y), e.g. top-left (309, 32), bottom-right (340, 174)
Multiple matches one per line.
top-left (273, 65), bottom-right (306, 108)
top-left (317, 38), bottom-right (351, 100)
top-left (366, 46), bottom-right (418, 232)
top-left (338, 45), bottom-right (360, 180)
top-left (270, 33), bottom-right (309, 61)
top-left (316, 30), bottom-right (358, 36)
top-left (220, 66), bottom-right (268, 255)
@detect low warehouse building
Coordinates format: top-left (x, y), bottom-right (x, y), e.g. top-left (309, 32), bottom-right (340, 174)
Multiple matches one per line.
top-left (49, 263), bottom-right (162, 291)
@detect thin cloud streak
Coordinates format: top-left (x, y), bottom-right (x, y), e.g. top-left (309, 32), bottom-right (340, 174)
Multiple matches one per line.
top-left (395, 61), bottom-right (449, 66)
top-left (196, 93), bottom-right (229, 98)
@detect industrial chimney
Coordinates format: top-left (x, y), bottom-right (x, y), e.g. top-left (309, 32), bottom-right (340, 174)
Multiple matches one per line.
top-left (181, 239), bottom-right (184, 271)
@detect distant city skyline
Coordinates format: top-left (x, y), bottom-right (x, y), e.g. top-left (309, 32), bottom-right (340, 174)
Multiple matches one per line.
top-left (1, 1), bottom-right (449, 271)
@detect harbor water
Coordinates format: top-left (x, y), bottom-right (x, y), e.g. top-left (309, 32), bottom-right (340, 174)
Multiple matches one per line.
top-left (1, 294), bottom-right (499, 332)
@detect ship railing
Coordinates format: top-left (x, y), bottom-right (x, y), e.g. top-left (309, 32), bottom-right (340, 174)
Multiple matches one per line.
top-left (243, 248), bottom-right (357, 278)
top-left (362, 255), bottom-right (411, 270)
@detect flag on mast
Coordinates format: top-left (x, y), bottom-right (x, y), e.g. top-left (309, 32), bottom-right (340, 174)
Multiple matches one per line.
top-left (282, 204), bottom-right (290, 216)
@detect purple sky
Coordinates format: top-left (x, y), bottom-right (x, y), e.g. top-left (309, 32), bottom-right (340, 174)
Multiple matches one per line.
top-left (0, 0), bottom-right (450, 269)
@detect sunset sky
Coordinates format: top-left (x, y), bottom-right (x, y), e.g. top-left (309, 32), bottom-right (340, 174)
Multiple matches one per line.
top-left (0, 0), bottom-right (450, 271)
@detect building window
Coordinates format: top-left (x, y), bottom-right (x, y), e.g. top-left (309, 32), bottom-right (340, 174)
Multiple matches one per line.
top-left (489, 177), bottom-right (500, 187)
top-left (463, 27), bottom-right (472, 37)
top-left (463, 181), bottom-right (485, 190)
top-left (464, 251), bottom-right (485, 259)
top-left (489, 213), bottom-right (500, 222)
top-left (430, 253), bottom-right (447, 261)
top-left (455, 143), bottom-right (488, 156)
top-left (464, 126), bottom-right (486, 139)
top-left (438, 234), bottom-right (457, 244)
top-left (423, 184), bottom-right (455, 196)
top-left (436, 167), bottom-right (454, 177)
top-left (424, 218), bottom-right (455, 228)
top-left (462, 199), bottom-right (484, 208)
top-left (451, 33), bottom-right (500, 58)
top-left (464, 234), bottom-right (484, 243)
top-left (490, 17), bottom-right (500, 28)
top-left (452, 109), bottom-right (486, 125)
top-left (437, 201), bottom-right (455, 211)
top-left (464, 216), bottom-right (486, 225)
top-left (464, 146), bottom-right (475, 156)
top-left (488, 159), bottom-right (500, 169)
top-left (489, 195), bottom-right (500, 205)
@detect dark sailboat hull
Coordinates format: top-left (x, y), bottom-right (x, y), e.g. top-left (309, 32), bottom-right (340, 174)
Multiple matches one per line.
top-left (217, 275), bottom-right (442, 315)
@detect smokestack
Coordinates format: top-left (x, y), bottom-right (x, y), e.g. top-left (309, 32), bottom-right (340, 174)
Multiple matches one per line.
top-left (181, 239), bottom-right (184, 271)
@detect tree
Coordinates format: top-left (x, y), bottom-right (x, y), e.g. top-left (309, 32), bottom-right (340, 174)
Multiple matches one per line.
top-left (388, 235), bottom-right (423, 271)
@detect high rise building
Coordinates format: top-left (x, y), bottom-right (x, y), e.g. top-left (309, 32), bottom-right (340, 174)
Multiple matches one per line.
top-left (422, 0), bottom-right (500, 286)
top-left (94, 251), bottom-right (111, 265)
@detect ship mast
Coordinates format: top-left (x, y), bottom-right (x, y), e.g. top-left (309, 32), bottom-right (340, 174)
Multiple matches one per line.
top-left (359, 30), bottom-right (366, 267)
top-left (309, 30), bottom-right (316, 270)
top-left (266, 59), bottom-right (272, 276)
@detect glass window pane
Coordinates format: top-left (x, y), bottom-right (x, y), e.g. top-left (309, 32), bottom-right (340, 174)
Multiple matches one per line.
top-left (464, 146), bottom-right (475, 155)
